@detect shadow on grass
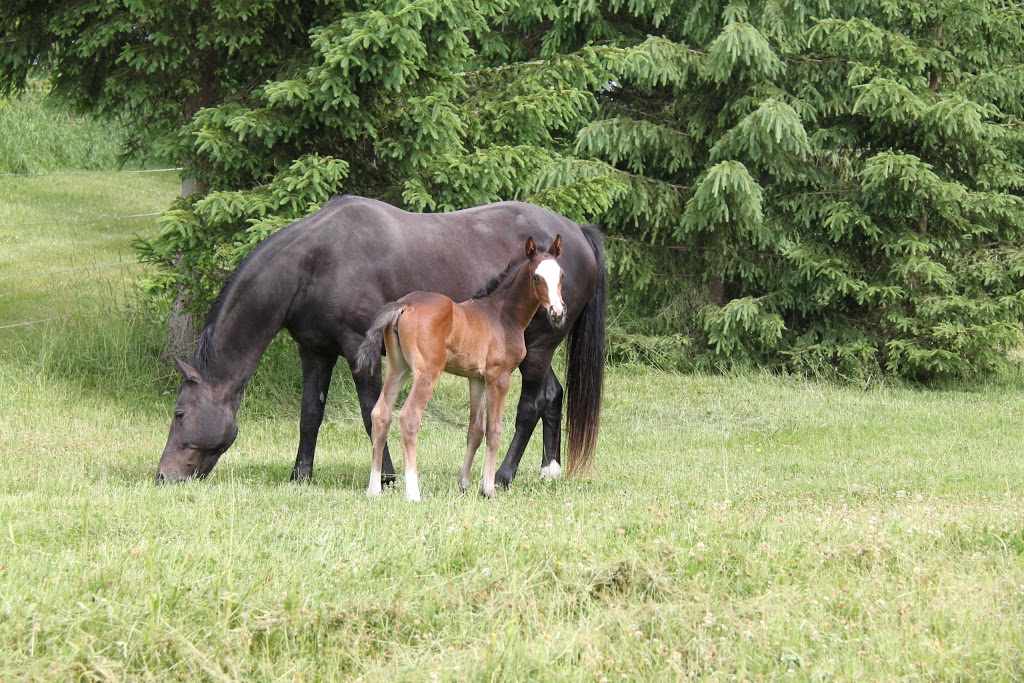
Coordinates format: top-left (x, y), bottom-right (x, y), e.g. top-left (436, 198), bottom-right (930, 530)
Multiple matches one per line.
top-left (100, 457), bottom-right (373, 492)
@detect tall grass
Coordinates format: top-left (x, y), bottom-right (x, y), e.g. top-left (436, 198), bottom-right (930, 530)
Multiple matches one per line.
top-left (0, 80), bottom-right (125, 174)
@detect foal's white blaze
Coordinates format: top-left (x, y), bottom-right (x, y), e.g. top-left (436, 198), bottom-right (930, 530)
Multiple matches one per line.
top-left (535, 259), bottom-right (565, 320)
top-left (405, 470), bottom-right (421, 502)
top-left (540, 460), bottom-right (562, 481)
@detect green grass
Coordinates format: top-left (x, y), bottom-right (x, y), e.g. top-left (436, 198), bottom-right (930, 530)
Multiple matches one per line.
top-left (0, 81), bottom-right (127, 175)
top-left (2, 134), bottom-right (1024, 680)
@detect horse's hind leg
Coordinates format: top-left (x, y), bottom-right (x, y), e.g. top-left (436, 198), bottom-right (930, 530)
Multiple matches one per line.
top-left (347, 335), bottom-right (398, 487)
top-left (496, 345), bottom-right (558, 487)
top-left (399, 370), bottom-right (441, 502)
top-left (459, 378), bottom-right (486, 493)
top-left (292, 347), bottom-right (338, 482)
top-left (368, 341), bottom-right (409, 497)
top-left (539, 368), bottom-right (565, 480)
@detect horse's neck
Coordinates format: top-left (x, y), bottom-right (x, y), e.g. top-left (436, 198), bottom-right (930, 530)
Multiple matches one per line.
top-left (200, 284), bottom-right (290, 396)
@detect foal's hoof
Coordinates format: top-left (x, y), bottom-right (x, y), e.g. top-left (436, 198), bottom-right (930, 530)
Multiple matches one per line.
top-left (290, 468), bottom-right (312, 483)
top-left (458, 479), bottom-right (470, 494)
top-left (479, 487), bottom-right (495, 499)
top-left (382, 473), bottom-right (397, 488)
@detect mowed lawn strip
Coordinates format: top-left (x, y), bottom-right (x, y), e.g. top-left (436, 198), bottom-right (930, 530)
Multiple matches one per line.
top-left (0, 172), bottom-right (180, 327)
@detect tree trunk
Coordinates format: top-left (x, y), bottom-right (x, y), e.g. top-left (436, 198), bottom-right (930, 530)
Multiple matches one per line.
top-left (159, 176), bottom-right (203, 362)
top-left (708, 272), bottom-right (725, 305)
top-left (161, 272), bottom-right (199, 362)
top-left (160, 57), bottom-right (219, 362)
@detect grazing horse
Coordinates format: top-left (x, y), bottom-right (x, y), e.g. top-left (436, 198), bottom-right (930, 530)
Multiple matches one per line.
top-left (357, 236), bottom-right (565, 501)
top-left (155, 195), bottom-right (605, 486)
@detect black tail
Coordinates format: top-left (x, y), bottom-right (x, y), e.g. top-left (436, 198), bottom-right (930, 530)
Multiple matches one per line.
top-left (565, 225), bottom-right (606, 476)
top-left (355, 303), bottom-right (405, 376)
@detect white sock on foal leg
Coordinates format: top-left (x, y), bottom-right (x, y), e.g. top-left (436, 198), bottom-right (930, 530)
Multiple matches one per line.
top-left (367, 466), bottom-right (383, 497)
top-left (405, 470), bottom-right (421, 502)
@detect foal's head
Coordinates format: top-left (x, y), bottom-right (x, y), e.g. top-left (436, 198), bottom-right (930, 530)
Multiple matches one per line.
top-left (526, 234), bottom-right (566, 328)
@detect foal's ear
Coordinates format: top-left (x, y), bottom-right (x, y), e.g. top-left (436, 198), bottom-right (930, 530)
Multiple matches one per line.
top-left (173, 356), bottom-right (204, 385)
top-left (525, 236), bottom-right (538, 259)
top-left (549, 234), bottom-right (563, 258)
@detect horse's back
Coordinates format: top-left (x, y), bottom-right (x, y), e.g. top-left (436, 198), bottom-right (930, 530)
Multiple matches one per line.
top-left (268, 196), bottom-right (596, 355)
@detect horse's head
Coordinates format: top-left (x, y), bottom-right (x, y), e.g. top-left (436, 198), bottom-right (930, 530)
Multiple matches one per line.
top-left (155, 357), bottom-right (239, 483)
top-left (526, 234), bottom-right (566, 327)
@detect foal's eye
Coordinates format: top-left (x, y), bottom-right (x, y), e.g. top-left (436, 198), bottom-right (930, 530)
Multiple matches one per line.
top-left (175, 410), bottom-right (185, 421)
top-left (532, 275), bottom-right (540, 283)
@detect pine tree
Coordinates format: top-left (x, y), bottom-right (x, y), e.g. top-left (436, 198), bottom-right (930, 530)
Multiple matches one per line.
top-left (10, 1), bottom-right (1020, 380)
top-left (399, 0), bottom-right (1024, 380)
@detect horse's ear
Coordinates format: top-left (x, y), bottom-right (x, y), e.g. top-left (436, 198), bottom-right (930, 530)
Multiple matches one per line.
top-left (173, 356), bottom-right (203, 385)
top-left (525, 236), bottom-right (537, 259)
top-left (550, 234), bottom-right (563, 258)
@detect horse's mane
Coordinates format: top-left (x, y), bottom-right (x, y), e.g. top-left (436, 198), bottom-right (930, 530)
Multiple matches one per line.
top-left (471, 255), bottom-right (528, 300)
top-left (189, 196), bottom-right (359, 376)
top-left (190, 257), bottom-right (257, 378)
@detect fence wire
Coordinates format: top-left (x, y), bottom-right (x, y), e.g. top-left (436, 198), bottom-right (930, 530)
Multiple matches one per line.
top-left (2, 167), bottom-right (169, 331)
top-left (0, 212), bottom-right (162, 228)
top-left (0, 260), bottom-right (139, 283)
top-left (0, 167), bottom-right (182, 178)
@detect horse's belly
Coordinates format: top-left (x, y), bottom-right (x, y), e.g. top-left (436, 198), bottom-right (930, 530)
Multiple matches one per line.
top-left (443, 348), bottom-right (487, 379)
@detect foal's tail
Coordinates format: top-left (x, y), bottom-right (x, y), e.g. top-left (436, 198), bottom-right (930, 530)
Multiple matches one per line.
top-left (355, 303), bottom-right (405, 376)
top-left (565, 225), bottom-right (606, 477)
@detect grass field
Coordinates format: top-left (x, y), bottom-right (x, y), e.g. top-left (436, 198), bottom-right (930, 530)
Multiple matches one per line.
top-left (2, 163), bottom-right (1024, 679)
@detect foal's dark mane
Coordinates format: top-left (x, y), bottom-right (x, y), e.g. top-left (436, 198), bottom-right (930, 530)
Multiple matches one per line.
top-left (471, 255), bottom-right (528, 300)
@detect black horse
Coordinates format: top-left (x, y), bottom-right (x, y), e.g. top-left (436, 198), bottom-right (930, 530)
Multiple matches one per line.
top-left (155, 195), bottom-right (605, 487)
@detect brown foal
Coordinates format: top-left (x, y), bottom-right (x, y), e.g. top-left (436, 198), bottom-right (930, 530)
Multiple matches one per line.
top-left (355, 235), bottom-right (566, 501)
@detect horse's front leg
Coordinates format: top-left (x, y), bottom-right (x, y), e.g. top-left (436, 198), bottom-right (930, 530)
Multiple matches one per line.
top-left (460, 378), bottom-right (487, 492)
top-left (292, 347), bottom-right (338, 481)
top-left (482, 373), bottom-right (511, 498)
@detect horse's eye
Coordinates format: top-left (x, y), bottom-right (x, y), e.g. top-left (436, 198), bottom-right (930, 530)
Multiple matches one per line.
top-left (532, 275), bottom-right (540, 283)
top-left (175, 410), bottom-right (185, 421)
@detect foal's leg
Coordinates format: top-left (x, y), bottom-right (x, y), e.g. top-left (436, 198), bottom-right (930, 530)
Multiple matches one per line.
top-left (292, 346), bottom-right (338, 481)
top-left (367, 340), bottom-right (409, 497)
top-left (459, 378), bottom-right (487, 493)
top-left (399, 370), bottom-right (442, 502)
top-left (351, 362), bottom-right (398, 487)
top-left (482, 373), bottom-right (512, 498)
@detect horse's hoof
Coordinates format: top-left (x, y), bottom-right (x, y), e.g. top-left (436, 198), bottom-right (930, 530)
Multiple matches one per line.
top-left (495, 469), bottom-right (514, 489)
top-left (382, 473), bottom-right (397, 488)
top-left (540, 461), bottom-right (562, 481)
top-left (458, 479), bottom-right (470, 493)
top-left (290, 469), bottom-right (312, 483)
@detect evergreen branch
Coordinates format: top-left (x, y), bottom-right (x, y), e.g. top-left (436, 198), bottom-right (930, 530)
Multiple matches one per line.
top-left (456, 60), bottom-right (546, 78)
